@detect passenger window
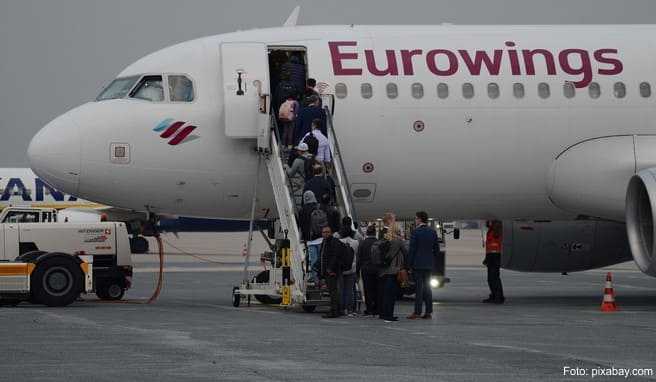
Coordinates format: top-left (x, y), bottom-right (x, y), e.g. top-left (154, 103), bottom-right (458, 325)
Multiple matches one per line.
top-left (640, 82), bottom-right (651, 98)
top-left (462, 83), bottom-right (474, 99)
top-left (513, 83), bottom-right (525, 99)
top-left (361, 83), bottom-right (373, 99)
top-left (487, 83), bottom-right (500, 99)
top-left (589, 82), bottom-right (601, 99)
top-left (613, 82), bottom-right (626, 99)
top-left (538, 83), bottom-right (550, 99)
top-left (130, 75), bottom-right (164, 102)
top-left (386, 83), bottom-right (398, 99)
top-left (335, 83), bottom-right (347, 99)
top-left (411, 83), bottom-right (424, 99)
top-left (96, 76), bottom-right (140, 101)
top-left (563, 82), bottom-right (575, 99)
top-left (169, 75), bottom-right (194, 102)
top-left (437, 83), bottom-right (449, 99)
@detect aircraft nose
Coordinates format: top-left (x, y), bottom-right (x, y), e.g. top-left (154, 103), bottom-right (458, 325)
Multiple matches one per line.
top-left (27, 112), bottom-right (81, 195)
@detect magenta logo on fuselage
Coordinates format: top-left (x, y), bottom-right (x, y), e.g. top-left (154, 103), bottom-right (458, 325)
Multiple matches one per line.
top-left (329, 41), bottom-right (623, 88)
top-left (153, 119), bottom-right (199, 145)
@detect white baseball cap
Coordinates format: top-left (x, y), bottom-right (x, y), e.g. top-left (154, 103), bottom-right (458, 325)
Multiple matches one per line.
top-left (296, 142), bottom-right (309, 151)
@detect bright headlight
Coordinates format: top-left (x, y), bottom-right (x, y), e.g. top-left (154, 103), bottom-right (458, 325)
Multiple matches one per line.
top-left (430, 278), bottom-right (439, 288)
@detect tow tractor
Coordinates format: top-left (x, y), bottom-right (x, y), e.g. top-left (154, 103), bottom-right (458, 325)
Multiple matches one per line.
top-left (0, 217), bottom-right (133, 306)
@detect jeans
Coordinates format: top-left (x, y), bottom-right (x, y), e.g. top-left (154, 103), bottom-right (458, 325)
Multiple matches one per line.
top-left (485, 252), bottom-right (504, 300)
top-left (413, 269), bottom-right (433, 315)
top-left (282, 121), bottom-right (295, 147)
top-left (341, 273), bottom-right (356, 313)
top-left (380, 274), bottom-right (399, 319)
top-left (308, 244), bottom-right (320, 282)
top-left (327, 273), bottom-right (342, 315)
top-left (362, 271), bottom-right (379, 314)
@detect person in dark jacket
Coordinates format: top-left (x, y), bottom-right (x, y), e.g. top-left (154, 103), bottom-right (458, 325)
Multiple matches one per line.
top-left (379, 224), bottom-right (406, 322)
top-left (320, 225), bottom-right (342, 318)
top-left (357, 225), bottom-right (379, 315)
top-left (281, 54), bottom-right (306, 99)
top-left (318, 193), bottom-right (340, 234)
top-left (304, 166), bottom-right (333, 206)
top-left (303, 78), bottom-right (322, 106)
top-left (299, 190), bottom-right (321, 283)
top-left (406, 211), bottom-right (439, 320)
top-left (294, 95), bottom-right (326, 144)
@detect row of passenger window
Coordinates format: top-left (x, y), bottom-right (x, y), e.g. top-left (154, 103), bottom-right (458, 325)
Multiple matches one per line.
top-left (334, 81), bottom-right (653, 100)
top-left (97, 74), bottom-right (195, 102)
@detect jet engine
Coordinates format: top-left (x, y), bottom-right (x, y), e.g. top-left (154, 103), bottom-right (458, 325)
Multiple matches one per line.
top-left (625, 168), bottom-right (656, 276)
top-left (501, 220), bottom-right (632, 273)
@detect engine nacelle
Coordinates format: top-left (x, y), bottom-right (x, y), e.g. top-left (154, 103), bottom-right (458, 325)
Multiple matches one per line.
top-left (501, 220), bottom-right (632, 273)
top-left (625, 168), bottom-right (656, 276)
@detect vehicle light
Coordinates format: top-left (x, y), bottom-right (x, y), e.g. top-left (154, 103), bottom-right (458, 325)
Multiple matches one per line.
top-left (430, 278), bottom-right (439, 288)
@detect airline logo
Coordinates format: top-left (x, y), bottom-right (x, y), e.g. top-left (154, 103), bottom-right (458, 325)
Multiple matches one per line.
top-left (153, 118), bottom-right (199, 145)
top-left (329, 41), bottom-right (623, 88)
top-left (0, 177), bottom-right (77, 202)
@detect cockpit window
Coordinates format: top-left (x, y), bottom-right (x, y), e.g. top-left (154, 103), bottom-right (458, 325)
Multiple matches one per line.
top-left (130, 75), bottom-right (165, 102)
top-left (169, 75), bottom-right (194, 102)
top-left (96, 76), bottom-right (140, 101)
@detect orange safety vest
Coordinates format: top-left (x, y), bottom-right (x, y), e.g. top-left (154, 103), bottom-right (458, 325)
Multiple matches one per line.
top-left (486, 230), bottom-right (502, 253)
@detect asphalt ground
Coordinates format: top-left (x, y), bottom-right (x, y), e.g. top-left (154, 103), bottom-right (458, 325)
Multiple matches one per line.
top-left (1, 231), bottom-right (655, 381)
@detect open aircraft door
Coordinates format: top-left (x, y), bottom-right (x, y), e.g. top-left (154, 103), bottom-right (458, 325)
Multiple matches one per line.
top-left (220, 42), bottom-right (270, 145)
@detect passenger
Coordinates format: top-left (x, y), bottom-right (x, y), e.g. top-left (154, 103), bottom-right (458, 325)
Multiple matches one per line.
top-left (304, 166), bottom-right (333, 209)
top-left (294, 95), bottom-right (326, 144)
top-left (299, 190), bottom-right (322, 283)
top-left (483, 220), bottom-right (505, 304)
top-left (379, 223), bottom-right (406, 322)
top-left (357, 224), bottom-right (380, 316)
top-left (278, 95), bottom-right (300, 149)
top-left (334, 216), bottom-right (360, 316)
top-left (274, 71), bottom-right (299, 120)
top-left (280, 54), bottom-right (306, 99)
top-left (302, 120), bottom-right (332, 171)
top-left (286, 143), bottom-right (314, 181)
top-left (303, 78), bottom-right (322, 106)
top-left (406, 211), bottom-right (439, 320)
top-left (318, 193), bottom-right (341, 234)
top-left (301, 128), bottom-right (319, 157)
top-left (320, 225), bottom-right (343, 318)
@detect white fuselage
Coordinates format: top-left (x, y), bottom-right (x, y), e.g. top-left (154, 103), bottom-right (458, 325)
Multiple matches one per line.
top-left (27, 25), bottom-right (656, 221)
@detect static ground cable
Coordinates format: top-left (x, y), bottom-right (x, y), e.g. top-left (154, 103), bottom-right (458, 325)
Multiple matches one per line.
top-left (97, 234), bottom-right (164, 305)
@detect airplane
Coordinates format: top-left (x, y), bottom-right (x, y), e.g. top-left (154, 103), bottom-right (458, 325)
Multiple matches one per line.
top-left (26, 15), bottom-right (656, 278)
top-left (0, 168), bottom-right (266, 232)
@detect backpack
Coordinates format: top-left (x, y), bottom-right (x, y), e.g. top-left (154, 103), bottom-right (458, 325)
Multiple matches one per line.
top-left (303, 133), bottom-right (319, 156)
top-left (371, 240), bottom-right (391, 268)
top-left (302, 155), bottom-right (315, 180)
top-left (278, 100), bottom-right (297, 122)
top-left (310, 208), bottom-right (328, 237)
top-left (337, 240), bottom-right (355, 272)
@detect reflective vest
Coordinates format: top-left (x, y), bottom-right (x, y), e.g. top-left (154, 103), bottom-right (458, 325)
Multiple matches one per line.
top-left (486, 230), bottom-right (502, 253)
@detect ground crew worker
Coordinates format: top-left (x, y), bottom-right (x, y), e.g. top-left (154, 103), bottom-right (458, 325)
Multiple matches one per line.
top-left (483, 220), bottom-right (505, 304)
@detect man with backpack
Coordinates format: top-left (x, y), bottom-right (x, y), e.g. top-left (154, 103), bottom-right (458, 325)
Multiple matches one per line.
top-left (299, 190), bottom-right (321, 283)
top-left (278, 94), bottom-right (300, 149)
top-left (334, 216), bottom-right (360, 316)
top-left (286, 143), bottom-right (315, 182)
top-left (304, 167), bottom-right (335, 210)
top-left (294, 95), bottom-right (326, 145)
top-left (357, 225), bottom-right (380, 316)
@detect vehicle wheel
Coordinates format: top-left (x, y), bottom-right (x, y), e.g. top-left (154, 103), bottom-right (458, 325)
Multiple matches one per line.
top-left (96, 282), bottom-right (125, 301)
top-left (253, 270), bottom-right (283, 305)
top-left (302, 304), bottom-right (316, 313)
top-left (31, 256), bottom-right (83, 307)
top-left (232, 287), bottom-right (240, 307)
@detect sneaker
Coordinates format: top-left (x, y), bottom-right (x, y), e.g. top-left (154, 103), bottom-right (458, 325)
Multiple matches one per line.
top-left (383, 317), bottom-right (399, 322)
top-left (406, 313), bottom-right (420, 320)
top-left (421, 314), bottom-right (432, 319)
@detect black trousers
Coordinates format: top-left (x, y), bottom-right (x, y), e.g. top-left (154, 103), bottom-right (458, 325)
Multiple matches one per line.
top-left (485, 252), bottom-right (504, 300)
top-left (327, 273), bottom-right (342, 314)
top-left (362, 271), bottom-right (379, 314)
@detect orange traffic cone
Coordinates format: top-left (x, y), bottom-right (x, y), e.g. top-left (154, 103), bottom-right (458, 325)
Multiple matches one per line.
top-left (600, 272), bottom-right (618, 312)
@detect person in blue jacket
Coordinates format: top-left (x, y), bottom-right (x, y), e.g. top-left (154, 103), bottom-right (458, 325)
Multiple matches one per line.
top-left (406, 211), bottom-right (439, 320)
top-left (294, 95), bottom-right (326, 145)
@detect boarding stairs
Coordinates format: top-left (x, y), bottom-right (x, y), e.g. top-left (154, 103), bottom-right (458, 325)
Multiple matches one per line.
top-left (233, 105), bottom-right (358, 308)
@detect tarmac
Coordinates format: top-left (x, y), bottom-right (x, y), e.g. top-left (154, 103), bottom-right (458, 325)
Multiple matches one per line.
top-left (1, 231), bottom-right (655, 381)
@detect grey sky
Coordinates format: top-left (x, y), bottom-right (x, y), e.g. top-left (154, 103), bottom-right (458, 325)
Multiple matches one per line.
top-left (1, 0), bottom-right (656, 166)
